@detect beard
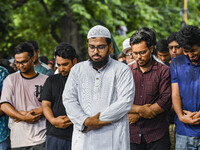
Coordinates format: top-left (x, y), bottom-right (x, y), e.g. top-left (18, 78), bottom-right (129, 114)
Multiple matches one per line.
top-left (89, 50), bottom-right (109, 69)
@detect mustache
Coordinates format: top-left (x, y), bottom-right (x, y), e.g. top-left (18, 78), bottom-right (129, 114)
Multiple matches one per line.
top-left (92, 54), bottom-right (101, 57)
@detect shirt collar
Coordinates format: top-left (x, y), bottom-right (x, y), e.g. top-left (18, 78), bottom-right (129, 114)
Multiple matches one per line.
top-left (131, 56), bottom-right (157, 73)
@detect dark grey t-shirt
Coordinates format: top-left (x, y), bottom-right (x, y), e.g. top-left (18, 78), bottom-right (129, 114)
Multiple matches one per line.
top-left (41, 73), bottom-right (73, 140)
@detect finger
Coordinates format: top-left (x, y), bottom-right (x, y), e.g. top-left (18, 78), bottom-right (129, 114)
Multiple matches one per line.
top-left (99, 121), bottom-right (112, 125)
top-left (193, 118), bottom-right (200, 124)
top-left (94, 112), bottom-right (101, 119)
top-left (183, 110), bottom-right (191, 114)
top-left (63, 117), bottom-right (71, 122)
top-left (82, 127), bottom-right (91, 133)
top-left (59, 115), bottom-right (67, 119)
top-left (188, 112), bottom-right (197, 118)
top-left (65, 122), bottom-right (73, 126)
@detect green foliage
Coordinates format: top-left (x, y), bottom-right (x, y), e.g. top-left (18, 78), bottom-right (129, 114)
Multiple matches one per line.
top-left (0, 0), bottom-right (200, 59)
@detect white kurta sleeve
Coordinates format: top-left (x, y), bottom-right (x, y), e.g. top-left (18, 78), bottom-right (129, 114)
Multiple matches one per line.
top-left (62, 67), bottom-right (89, 131)
top-left (99, 66), bottom-right (135, 122)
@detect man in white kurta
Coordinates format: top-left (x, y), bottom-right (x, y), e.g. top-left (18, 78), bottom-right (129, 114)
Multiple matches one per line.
top-left (62, 25), bottom-right (135, 150)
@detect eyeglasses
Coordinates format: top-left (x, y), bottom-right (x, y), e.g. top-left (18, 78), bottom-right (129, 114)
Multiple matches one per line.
top-left (125, 53), bottom-right (133, 58)
top-left (88, 45), bottom-right (107, 52)
top-left (168, 45), bottom-right (181, 50)
top-left (132, 50), bottom-right (147, 57)
top-left (15, 58), bottom-right (31, 66)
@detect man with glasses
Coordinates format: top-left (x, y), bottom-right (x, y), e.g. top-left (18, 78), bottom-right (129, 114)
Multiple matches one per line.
top-left (0, 42), bottom-right (47, 149)
top-left (128, 27), bottom-right (171, 150)
top-left (122, 38), bottom-right (135, 65)
top-left (171, 25), bottom-right (200, 150)
top-left (62, 25), bottom-right (135, 150)
top-left (167, 32), bottom-right (183, 60)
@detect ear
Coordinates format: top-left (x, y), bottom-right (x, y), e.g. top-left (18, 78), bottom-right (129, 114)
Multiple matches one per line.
top-left (38, 49), bottom-right (40, 55)
top-left (109, 43), bottom-right (113, 55)
top-left (73, 58), bottom-right (77, 65)
top-left (32, 53), bottom-right (36, 64)
top-left (149, 46), bottom-right (154, 54)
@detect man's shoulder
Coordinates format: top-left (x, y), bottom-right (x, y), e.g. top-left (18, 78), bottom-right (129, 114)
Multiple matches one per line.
top-left (37, 72), bottom-right (48, 80)
top-left (46, 73), bottom-right (61, 81)
top-left (156, 61), bottom-right (169, 70)
top-left (110, 58), bottom-right (131, 70)
top-left (71, 60), bottom-right (89, 71)
top-left (35, 62), bottom-right (54, 76)
top-left (0, 66), bottom-right (8, 72)
top-left (171, 54), bottom-right (186, 65)
top-left (128, 61), bottom-right (137, 70)
top-left (0, 66), bottom-right (9, 77)
top-left (35, 62), bottom-right (52, 72)
top-left (39, 62), bottom-right (52, 70)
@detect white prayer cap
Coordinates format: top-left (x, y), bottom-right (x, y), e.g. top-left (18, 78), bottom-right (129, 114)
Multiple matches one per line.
top-left (122, 38), bottom-right (131, 54)
top-left (87, 25), bottom-right (111, 39)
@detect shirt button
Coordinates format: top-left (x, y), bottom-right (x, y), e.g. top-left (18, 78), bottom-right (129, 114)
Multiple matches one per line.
top-left (140, 96), bottom-right (142, 98)
top-left (96, 78), bottom-right (99, 80)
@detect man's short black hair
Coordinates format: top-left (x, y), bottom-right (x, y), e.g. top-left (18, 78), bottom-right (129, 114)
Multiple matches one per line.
top-left (176, 25), bottom-right (200, 50)
top-left (130, 27), bottom-right (156, 49)
top-left (167, 32), bottom-right (178, 44)
top-left (27, 40), bottom-right (39, 52)
top-left (156, 39), bottom-right (169, 53)
top-left (54, 42), bottom-right (77, 62)
top-left (139, 27), bottom-right (156, 46)
top-left (14, 42), bottom-right (35, 58)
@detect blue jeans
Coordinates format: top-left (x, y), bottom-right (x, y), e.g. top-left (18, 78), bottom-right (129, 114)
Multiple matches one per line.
top-left (46, 135), bottom-right (71, 150)
top-left (0, 137), bottom-right (10, 150)
top-left (176, 133), bottom-right (200, 150)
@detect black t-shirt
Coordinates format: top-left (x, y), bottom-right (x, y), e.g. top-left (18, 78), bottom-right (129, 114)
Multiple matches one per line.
top-left (41, 74), bottom-right (73, 140)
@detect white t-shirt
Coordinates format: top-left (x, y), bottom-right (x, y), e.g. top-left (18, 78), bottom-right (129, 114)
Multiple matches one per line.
top-left (0, 72), bottom-right (47, 148)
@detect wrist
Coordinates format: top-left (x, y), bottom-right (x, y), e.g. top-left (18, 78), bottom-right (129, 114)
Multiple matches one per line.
top-left (49, 117), bottom-right (56, 125)
top-left (84, 117), bottom-right (89, 127)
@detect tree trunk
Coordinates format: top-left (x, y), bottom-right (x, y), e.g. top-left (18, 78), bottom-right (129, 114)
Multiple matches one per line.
top-left (60, 7), bottom-right (87, 62)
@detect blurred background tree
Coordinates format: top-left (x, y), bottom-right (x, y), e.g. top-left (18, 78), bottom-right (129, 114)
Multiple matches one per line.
top-left (0, 0), bottom-right (200, 60)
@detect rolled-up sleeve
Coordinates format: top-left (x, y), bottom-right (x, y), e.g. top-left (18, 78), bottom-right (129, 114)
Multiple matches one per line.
top-left (156, 67), bottom-right (171, 111)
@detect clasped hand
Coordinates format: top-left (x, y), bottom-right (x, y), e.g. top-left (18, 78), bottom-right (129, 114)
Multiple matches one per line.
top-left (83, 112), bottom-right (112, 133)
top-left (138, 104), bottom-right (156, 119)
top-left (14, 110), bottom-right (42, 123)
top-left (52, 115), bottom-right (72, 129)
top-left (180, 110), bottom-right (200, 125)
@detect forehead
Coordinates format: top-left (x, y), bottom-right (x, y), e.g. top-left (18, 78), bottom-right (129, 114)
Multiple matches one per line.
top-left (56, 56), bottom-right (72, 64)
top-left (157, 51), bottom-right (170, 56)
top-left (126, 49), bottom-right (132, 54)
top-left (184, 45), bottom-right (200, 51)
top-left (88, 37), bottom-right (107, 45)
top-left (14, 52), bottom-right (29, 61)
top-left (131, 41), bottom-right (147, 51)
top-left (168, 41), bottom-right (179, 46)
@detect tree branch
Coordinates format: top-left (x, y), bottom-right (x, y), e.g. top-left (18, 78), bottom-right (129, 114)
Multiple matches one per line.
top-left (38, 0), bottom-right (50, 15)
top-left (12, 0), bottom-right (29, 9)
top-left (38, 0), bottom-right (61, 43)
